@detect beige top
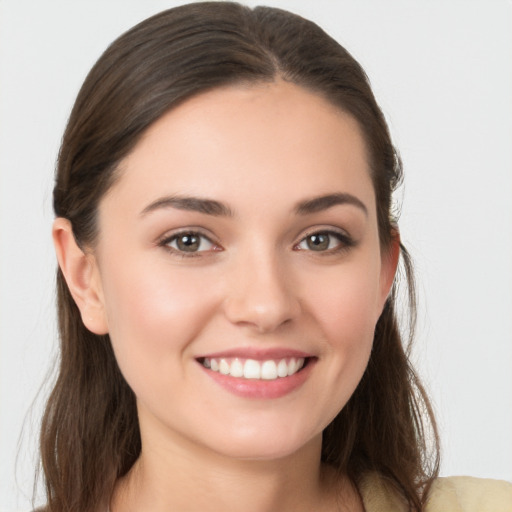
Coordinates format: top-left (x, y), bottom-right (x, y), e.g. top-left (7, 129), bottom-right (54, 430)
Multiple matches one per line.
top-left (359, 473), bottom-right (512, 512)
top-left (36, 474), bottom-right (512, 511)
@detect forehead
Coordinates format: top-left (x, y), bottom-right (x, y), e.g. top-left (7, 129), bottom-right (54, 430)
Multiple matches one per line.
top-left (106, 81), bottom-right (375, 218)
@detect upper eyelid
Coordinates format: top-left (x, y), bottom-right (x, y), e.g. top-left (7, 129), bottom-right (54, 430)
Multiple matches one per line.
top-left (294, 227), bottom-right (355, 251)
top-left (297, 226), bottom-right (351, 241)
top-left (155, 225), bottom-right (353, 248)
top-left (157, 230), bottom-right (221, 258)
top-left (157, 227), bottom-right (216, 244)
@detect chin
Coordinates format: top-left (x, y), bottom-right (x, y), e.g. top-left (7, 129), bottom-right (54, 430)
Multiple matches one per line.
top-left (199, 421), bottom-right (322, 462)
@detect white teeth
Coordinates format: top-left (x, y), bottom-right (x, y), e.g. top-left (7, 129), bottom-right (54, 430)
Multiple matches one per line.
top-left (243, 359), bottom-right (261, 379)
top-left (202, 357), bottom-right (306, 380)
top-left (277, 359), bottom-right (288, 377)
top-left (261, 360), bottom-right (277, 380)
top-left (230, 358), bottom-right (244, 377)
top-left (288, 358), bottom-right (298, 374)
top-left (219, 359), bottom-right (230, 375)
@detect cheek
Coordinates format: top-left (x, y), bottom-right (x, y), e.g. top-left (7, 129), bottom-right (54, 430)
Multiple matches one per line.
top-left (306, 260), bottom-right (382, 347)
top-left (301, 260), bottom-right (382, 408)
top-left (99, 260), bottom-right (218, 384)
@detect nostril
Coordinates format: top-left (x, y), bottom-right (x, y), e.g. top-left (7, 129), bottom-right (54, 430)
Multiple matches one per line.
top-left (221, 269), bottom-right (301, 333)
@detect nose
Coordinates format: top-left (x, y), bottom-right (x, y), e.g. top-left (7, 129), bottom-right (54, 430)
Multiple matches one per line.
top-left (222, 249), bottom-right (301, 333)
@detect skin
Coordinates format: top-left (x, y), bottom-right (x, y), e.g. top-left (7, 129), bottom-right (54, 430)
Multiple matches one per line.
top-left (53, 80), bottom-right (399, 511)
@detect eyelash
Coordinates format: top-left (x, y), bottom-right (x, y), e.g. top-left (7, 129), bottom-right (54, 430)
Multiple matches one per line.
top-left (294, 229), bottom-right (355, 255)
top-left (158, 230), bottom-right (220, 258)
top-left (157, 228), bottom-right (355, 258)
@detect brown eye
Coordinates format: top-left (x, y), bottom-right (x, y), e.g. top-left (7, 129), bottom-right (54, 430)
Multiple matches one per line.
top-left (176, 233), bottom-right (200, 252)
top-left (305, 233), bottom-right (330, 251)
top-left (296, 231), bottom-right (352, 253)
top-left (164, 232), bottom-right (216, 253)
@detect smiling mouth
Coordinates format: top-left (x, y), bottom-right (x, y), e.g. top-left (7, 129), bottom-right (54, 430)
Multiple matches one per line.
top-left (197, 357), bottom-right (311, 381)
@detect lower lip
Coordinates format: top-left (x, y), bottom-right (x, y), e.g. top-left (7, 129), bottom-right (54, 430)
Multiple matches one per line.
top-left (198, 359), bottom-right (315, 399)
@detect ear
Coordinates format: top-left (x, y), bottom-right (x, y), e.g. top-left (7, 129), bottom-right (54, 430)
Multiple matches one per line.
top-left (378, 227), bottom-right (401, 310)
top-left (52, 218), bottom-right (109, 335)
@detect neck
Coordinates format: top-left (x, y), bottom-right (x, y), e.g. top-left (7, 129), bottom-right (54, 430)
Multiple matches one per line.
top-left (111, 425), bottom-right (352, 512)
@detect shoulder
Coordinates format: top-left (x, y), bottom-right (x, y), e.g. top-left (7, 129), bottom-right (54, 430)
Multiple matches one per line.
top-left (358, 473), bottom-right (512, 512)
top-left (425, 475), bottom-right (512, 512)
top-left (357, 473), bottom-right (409, 512)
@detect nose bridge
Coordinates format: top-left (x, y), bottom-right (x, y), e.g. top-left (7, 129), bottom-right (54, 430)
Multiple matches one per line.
top-left (223, 239), bottom-right (299, 332)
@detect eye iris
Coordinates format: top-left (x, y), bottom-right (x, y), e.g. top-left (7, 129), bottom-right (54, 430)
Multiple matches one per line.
top-left (177, 234), bottom-right (200, 252)
top-left (307, 233), bottom-right (330, 251)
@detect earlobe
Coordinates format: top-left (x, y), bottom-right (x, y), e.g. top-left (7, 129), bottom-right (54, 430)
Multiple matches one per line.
top-left (52, 218), bottom-right (109, 335)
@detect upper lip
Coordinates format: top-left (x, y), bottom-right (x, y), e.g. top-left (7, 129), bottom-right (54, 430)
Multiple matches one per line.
top-left (196, 347), bottom-right (315, 360)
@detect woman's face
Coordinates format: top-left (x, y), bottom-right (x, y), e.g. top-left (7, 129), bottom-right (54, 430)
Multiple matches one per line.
top-left (89, 81), bottom-right (396, 460)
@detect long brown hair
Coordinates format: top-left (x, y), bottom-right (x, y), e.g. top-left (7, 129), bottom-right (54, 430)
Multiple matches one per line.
top-left (41, 3), bottom-right (439, 511)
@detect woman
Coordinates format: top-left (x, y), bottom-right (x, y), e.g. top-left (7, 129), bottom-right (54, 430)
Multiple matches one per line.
top-left (39, 2), bottom-right (511, 511)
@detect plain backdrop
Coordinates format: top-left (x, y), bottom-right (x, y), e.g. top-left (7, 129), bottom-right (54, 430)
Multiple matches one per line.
top-left (1, 1), bottom-right (511, 510)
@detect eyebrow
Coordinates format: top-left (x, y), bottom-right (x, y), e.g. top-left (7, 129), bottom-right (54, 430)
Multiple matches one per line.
top-left (294, 193), bottom-right (368, 216)
top-left (140, 192), bottom-right (367, 218)
top-left (140, 195), bottom-right (234, 217)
